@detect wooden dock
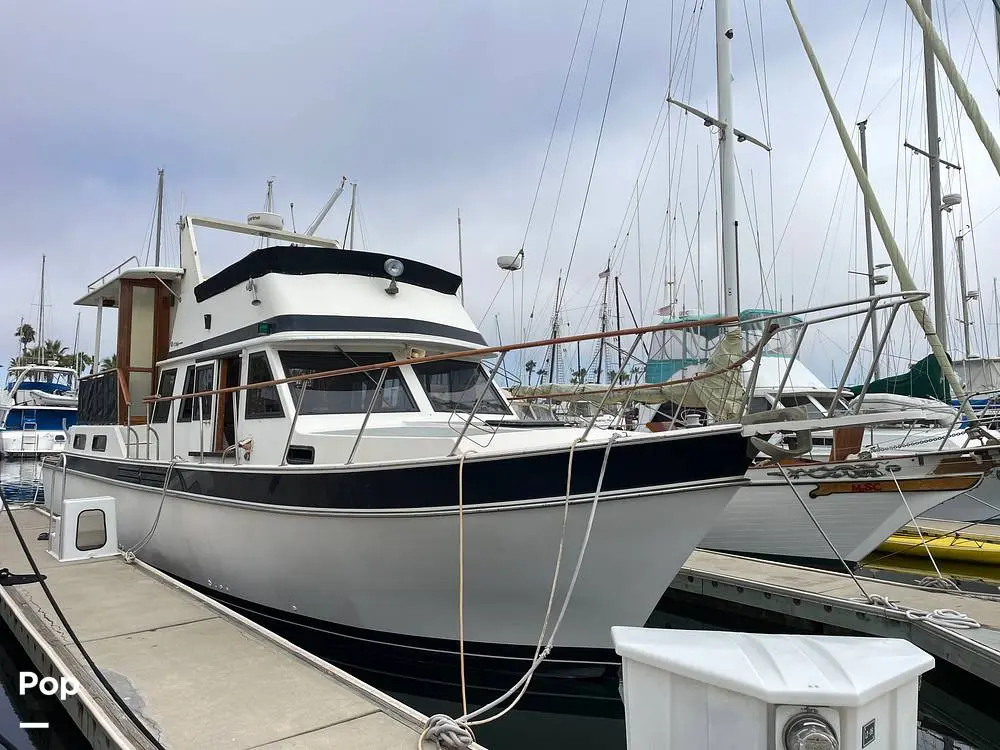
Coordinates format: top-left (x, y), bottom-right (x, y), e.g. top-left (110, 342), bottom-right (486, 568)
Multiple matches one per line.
top-left (0, 505), bottom-right (483, 750)
top-left (674, 549), bottom-right (1000, 689)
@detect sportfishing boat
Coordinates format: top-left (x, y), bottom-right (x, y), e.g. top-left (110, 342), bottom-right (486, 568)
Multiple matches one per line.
top-left (0, 363), bottom-right (78, 457)
top-left (43, 209), bottom-right (782, 703)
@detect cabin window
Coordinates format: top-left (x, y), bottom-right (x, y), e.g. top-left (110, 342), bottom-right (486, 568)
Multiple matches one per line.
top-left (748, 396), bottom-right (771, 414)
top-left (91, 434), bottom-right (107, 452)
top-left (245, 352), bottom-right (284, 419)
top-left (278, 351), bottom-right (417, 414)
top-left (777, 394), bottom-right (826, 419)
top-left (151, 368), bottom-right (178, 424)
top-left (72, 434), bottom-right (86, 450)
top-left (411, 360), bottom-right (510, 415)
top-left (178, 364), bottom-right (214, 422)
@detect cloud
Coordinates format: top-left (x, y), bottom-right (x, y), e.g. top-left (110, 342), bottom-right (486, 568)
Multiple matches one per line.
top-left (2, 0), bottom-right (999, 388)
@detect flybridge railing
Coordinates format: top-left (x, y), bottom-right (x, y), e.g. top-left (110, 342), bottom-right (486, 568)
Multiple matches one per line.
top-left (143, 317), bottom-right (739, 463)
top-left (87, 255), bottom-right (140, 292)
top-left (139, 291), bottom-right (931, 465)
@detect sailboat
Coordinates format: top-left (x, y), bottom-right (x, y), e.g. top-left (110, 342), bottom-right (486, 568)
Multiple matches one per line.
top-left (638, 0), bottom-right (997, 563)
top-left (0, 256), bottom-right (79, 458)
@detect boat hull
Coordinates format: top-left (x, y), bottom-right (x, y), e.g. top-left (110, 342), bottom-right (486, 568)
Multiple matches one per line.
top-left (700, 456), bottom-right (985, 564)
top-left (45, 431), bottom-right (750, 653)
top-left (0, 429), bottom-right (67, 457)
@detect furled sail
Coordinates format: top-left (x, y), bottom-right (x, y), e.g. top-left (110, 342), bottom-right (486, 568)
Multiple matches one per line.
top-left (510, 330), bottom-right (746, 420)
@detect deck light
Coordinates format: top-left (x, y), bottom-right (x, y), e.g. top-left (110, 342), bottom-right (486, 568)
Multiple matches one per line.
top-left (384, 258), bottom-right (403, 295)
top-left (246, 278), bottom-right (262, 306)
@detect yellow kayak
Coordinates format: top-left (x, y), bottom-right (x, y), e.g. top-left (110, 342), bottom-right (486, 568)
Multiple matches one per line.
top-left (878, 532), bottom-right (1000, 566)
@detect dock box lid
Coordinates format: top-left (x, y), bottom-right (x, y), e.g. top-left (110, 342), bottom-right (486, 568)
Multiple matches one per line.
top-left (611, 627), bottom-right (934, 707)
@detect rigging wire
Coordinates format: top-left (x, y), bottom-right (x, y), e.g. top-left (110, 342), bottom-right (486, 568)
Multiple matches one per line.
top-left (763, 0), bottom-right (875, 292)
top-left (519, 0), bottom-right (595, 342)
top-left (557, 0), bottom-right (632, 314)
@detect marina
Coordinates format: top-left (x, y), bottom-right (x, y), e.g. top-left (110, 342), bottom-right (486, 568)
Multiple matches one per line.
top-left (9, 0), bottom-right (1000, 748)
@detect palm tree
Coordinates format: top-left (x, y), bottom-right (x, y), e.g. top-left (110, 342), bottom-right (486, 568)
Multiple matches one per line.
top-left (570, 368), bottom-right (588, 385)
top-left (606, 369), bottom-right (619, 384)
top-left (536, 368), bottom-right (548, 385)
top-left (99, 354), bottom-right (117, 372)
top-left (630, 364), bottom-right (643, 384)
top-left (524, 360), bottom-right (536, 382)
top-left (14, 323), bottom-right (34, 358)
top-left (42, 340), bottom-right (67, 363)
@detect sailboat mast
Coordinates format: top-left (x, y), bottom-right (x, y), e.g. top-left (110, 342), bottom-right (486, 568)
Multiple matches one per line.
top-left (921, 0), bottom-right (948, 351)
top-left (154, 168), bottom-right (164, 266)
top-left (457, 209), bottom-right (465, 304)
top-left (615, 275), bottom-right (623, 371)
top-left (37, 255), bottom-right (45, 365)
top-left (716, 0), bottom-right (739, 317)
top-left (549, 273), bottom-right (561, 385)
top-left (956, 232), bottom-right (972, 360)
top-left (858, 120), bottom-right (881, 378)
top-left (72, 311), bottom-right (81, 375)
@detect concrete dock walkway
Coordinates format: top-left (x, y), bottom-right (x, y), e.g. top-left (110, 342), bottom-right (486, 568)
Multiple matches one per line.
top-left (0, 505), bottom-right (482, 749)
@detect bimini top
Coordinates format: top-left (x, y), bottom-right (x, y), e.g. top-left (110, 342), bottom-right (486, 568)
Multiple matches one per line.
top-left (194, 246), bottom-right (462, 303)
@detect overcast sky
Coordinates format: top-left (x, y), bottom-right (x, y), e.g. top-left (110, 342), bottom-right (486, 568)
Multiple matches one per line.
top-left (3, 0), bottom-right (1000, 384)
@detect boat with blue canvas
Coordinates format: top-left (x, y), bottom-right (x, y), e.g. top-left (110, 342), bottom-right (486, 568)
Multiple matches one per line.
top-left (0, 364), bottom-right (78, 457)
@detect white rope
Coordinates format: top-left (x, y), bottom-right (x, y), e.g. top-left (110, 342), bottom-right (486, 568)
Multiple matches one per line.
top-left (419, 434), bottom-right (620, 748)
top-left (123, 456), bottom-right (182, 563)
top-left (858, 593), bottom-right (981, 630)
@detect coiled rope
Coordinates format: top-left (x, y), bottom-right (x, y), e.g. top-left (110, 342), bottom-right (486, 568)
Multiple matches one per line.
top-left (856, 593), bottom-right (981, 630)
top-left (419, 433), bottom-right (620, 748)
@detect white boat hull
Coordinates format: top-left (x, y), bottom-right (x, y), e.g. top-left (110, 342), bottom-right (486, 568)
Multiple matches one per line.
top-left (1, 429), bottom-right (67, 457)
top-left (47, 464), bottom-right (742, 651)
top-left (700, 455), bottom-right (985, 563)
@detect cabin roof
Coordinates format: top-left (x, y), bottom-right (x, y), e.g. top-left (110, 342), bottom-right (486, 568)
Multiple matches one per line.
top-left (193, 246), bottom-right (462, 303)
top-left (76, 267), bottom-right (185, 307)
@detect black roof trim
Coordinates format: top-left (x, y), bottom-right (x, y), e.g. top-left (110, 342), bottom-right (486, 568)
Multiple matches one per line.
top-left (194, 246), bottom-right (462, 303)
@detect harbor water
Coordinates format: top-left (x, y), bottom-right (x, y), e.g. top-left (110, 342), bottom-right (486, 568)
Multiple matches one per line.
top-left (0, 458), bottom-right (992, 749)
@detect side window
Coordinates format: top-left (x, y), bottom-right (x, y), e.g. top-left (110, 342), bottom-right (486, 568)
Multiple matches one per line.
top-left (92, 434), bottom-right (107, 452)
top-left (178, 364), bottom-right (214, 422)
top-left (151, 368), bottom-right (177, 424)
top-left (72, 434), bottom-right (86, 450)
top-left (245, 352), bottom-right (284, 419)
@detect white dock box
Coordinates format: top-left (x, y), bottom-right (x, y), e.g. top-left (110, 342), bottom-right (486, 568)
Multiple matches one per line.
top-left (48, 496), bottom-right (119, 562)
top-left (612, 628), bottom-right (933, 750)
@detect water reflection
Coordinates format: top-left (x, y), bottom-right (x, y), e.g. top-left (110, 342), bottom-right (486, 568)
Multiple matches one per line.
top-left (0, 459), bottom-right (44, 505)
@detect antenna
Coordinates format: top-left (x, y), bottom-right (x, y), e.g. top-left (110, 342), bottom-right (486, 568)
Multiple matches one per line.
top-left (289, 202), bottom-right (297, 233)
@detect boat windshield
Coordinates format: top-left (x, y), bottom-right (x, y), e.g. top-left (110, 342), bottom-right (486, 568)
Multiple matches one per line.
top-left (777, 393), bottom-right (848, 418)
top-left (278, 351), bottom-right (417, 414)
top-left (411, 359), bottom-right (511, 415)
top-left (10, 368), bottom-right (76, 393)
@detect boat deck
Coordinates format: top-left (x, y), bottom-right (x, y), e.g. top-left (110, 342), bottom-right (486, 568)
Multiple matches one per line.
top-left (0, 505), bottom-right (475, 749)
top-left (674, 549), bottom-right (1000, 688)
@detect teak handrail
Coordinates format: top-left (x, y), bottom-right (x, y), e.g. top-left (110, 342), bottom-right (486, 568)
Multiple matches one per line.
top-left (143, 317), bottom-right (741, 405)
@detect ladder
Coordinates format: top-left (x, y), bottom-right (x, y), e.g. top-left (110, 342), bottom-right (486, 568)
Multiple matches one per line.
top-left (21, 411), bottom-right (38, 457)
